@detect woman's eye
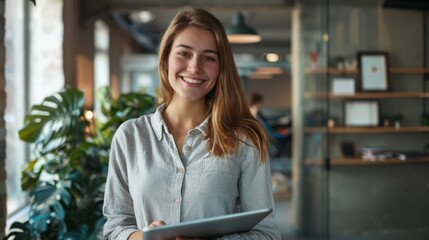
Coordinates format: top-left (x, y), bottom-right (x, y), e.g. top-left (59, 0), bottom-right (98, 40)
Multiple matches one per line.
top-left (178, 52), bottom-right (190, 57)
top-left (204, 56), bottom-right (216, 62)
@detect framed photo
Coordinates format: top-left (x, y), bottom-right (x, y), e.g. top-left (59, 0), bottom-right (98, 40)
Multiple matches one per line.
top-left (331, 78), bottom-right (355, 95)
top-left (358, 52), bottom-right (389, 91)
top-left (340, 141), bottom-right (356, 157)
top-left (344, 100), bottom-right (379, 127)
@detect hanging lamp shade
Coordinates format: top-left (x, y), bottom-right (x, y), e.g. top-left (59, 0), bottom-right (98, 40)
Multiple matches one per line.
top-left (226, 12), bottom-right (261, 44)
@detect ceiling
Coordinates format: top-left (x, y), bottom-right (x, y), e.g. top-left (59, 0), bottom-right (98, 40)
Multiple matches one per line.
top-left (80, 0), bottom-right (425, 55)
top-left (80, 0), bottom-right (424, 79)
top-left (81, 0), bottom-right (295, 62)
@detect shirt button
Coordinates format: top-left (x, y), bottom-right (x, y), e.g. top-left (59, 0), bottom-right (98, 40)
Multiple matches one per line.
top-left (185, 145), bottom-right (191, 151)
top-left (175, 198), bottom-right (181, 204)
top-left (176, 168), bottom-right (184, 174)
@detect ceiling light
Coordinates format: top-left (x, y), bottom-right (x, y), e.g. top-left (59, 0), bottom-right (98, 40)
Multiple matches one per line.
top-left (226, 12), bottom-right (261, 44)
top-left (264, 53), bottom-right (282, 63)
top-left (130, 10), bottom-right (155, 23)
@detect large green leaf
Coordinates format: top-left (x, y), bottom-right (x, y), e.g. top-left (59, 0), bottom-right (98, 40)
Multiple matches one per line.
top-left (21, 159), bottom-right (43, 191)
top-left (19, 88), bottom-right (88, 153)
top-left (30, 182), bottom-right (72, 220)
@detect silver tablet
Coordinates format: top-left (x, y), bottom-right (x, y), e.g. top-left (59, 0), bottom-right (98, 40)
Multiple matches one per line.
top-left (142, 208), bottom-right (272, 240)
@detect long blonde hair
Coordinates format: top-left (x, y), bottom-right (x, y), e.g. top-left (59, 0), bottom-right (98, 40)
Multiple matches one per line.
top-left (158, 7), bottom-right (269, 163)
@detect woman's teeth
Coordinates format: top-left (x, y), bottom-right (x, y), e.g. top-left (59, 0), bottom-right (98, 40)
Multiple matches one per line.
top-left (183, 77), bottom-right (203, 84)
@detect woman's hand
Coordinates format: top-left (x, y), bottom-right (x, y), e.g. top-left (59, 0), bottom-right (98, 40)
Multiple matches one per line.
top-left (148, 220), bottom-right (167, 228)
top-left (129, 220), bottom-right (166, 240)
top-left (128, 230), bottom-right (142, 240)
top-left (148, 222), bottom-right (201, 239)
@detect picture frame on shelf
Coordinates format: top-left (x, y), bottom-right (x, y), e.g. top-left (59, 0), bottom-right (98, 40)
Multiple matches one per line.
top-left (358, 52), bottom-right (389, 91)
top-left (340, 141), bottom-right (356, 157)
top-left (331, 78), bottom-right (355, 95)
top-left (344, 100), bottom-right (379, 127)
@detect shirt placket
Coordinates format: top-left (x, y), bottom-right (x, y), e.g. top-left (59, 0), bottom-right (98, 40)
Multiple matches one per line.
top-left (165, 130), bottom-right (185, 224)
top-left (176, 132), bottom-right (196, 221)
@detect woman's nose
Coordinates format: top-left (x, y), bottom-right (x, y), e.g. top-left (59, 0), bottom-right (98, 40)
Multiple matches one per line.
top-left (187, 57), bottom-right (203, 74)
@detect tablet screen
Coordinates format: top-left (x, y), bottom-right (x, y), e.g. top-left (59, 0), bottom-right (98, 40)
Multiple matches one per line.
top-left (142, 208), bottom-right (272, 240)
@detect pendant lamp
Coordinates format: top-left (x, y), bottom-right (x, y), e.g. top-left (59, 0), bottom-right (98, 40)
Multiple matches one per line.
top-left (226, 12), bottom-right (261, 44)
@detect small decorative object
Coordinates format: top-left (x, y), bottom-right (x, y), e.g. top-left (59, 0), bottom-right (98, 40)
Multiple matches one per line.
top-left (383, 118), bottom-right (390, 127)
top-left (392, 113), bottom-right (404, 129)
top-left (310, 51), bottom-right (318, 69)
top-left (344, 100), bottom-right (379, 127)
top-left (341, 141), bottom-right (356, 157)
top-left (327, 117), bottom-right (337, 128)
top-left (332, 78), bottom-right (355, 95)
top-left (358, 51), bottom-right (389, 91)
top-left (331, 56), bottom-right (345, 69)
top-left (344, 57), bottom-right (357, 70)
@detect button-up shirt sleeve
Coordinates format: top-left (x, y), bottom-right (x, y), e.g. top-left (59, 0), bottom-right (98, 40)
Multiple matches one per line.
top-left (220, 141), bottom-right (281, 240)
top-left (103, 121), bottom-right (139, 239)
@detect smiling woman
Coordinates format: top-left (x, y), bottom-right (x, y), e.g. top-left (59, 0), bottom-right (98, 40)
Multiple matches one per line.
top-left (102, 6), bottom-right (281, 240)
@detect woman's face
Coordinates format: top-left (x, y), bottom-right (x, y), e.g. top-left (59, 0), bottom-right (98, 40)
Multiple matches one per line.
top-left (167, 26), bottom-right (219, 103)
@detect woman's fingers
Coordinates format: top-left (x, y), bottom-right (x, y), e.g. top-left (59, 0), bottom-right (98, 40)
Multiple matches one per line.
top-left (148, 220), bottom-right (166, 228)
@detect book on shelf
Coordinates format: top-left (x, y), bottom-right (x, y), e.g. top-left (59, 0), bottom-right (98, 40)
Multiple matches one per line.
top-left (394, 151), bottom-right (427, 161)
top-left (359, 147), bottom-right (428, 161)
top-left (360, 147), bottom-right (394, 161)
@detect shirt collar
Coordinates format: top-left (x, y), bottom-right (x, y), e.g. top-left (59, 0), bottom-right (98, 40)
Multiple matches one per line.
top-left (151, 104), bottom-right (166, 141)
top-left (150, 104), bottom-right (210, 141)
top-left (195, 116), bottom-right (209, 136)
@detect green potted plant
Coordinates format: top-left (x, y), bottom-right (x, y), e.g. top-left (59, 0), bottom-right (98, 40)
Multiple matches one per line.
top-left (5, 87), bottom-right (156, 239)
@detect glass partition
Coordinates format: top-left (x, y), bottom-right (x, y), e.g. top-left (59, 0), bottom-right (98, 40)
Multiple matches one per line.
top-left (291, 1), bottom-right (328, 239)
top-left (293, 1), bottom-right (429, 239)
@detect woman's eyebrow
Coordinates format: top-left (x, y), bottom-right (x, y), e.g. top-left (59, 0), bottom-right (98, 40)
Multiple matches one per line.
top-left (175, 44), bottom-right (218, 55)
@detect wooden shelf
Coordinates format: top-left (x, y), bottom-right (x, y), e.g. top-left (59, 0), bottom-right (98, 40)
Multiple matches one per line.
top-left (305, 67), bottom-right (429, 75)
top-left (304, 92), bottom-right (429, 99)
top-left (304, 126), bottom-right (429, 134)
top-left (304, 68), bottom-right (358, 74)
top-left (306, 157), bottom-right (429, 166)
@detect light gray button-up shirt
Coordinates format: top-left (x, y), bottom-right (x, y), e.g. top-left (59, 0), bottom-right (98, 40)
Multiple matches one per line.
top-left (103, 105), bottom-right (281, 239)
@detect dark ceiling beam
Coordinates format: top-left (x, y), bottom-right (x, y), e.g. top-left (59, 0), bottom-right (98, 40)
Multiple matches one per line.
top-left (80, 1), bottom-right (114, 25)
top-left (111, 12), bottom-right (159, 53)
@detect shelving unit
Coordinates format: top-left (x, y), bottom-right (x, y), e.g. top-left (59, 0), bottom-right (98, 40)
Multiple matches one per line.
top-left (303, 65), bottom-right (429, 165)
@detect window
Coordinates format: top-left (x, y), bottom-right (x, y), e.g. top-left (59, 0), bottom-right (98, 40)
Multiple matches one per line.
top-left (5, 0), bottom-right (64, 216)
top-left (94, 20), bottom-right (110, 121)
top-left (5, 0), bottom-right (27, 215)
